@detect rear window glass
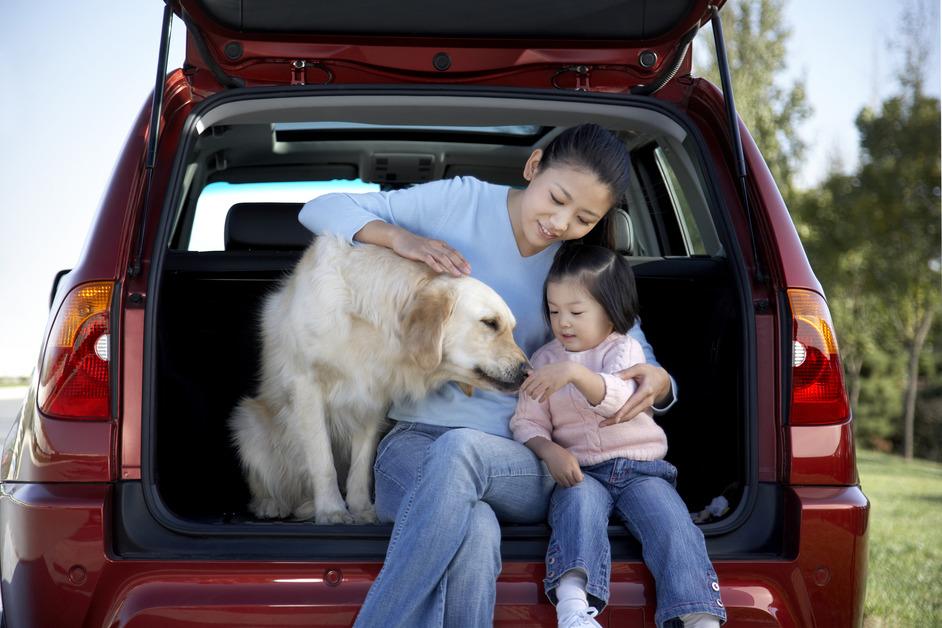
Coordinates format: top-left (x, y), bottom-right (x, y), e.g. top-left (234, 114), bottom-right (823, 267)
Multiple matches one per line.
top-left (654, 146), bottom-right (707, 255)
top-left (186, 180), bottom-right (380, 252)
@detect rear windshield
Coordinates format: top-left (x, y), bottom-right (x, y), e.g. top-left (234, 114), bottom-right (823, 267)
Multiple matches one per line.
top-left (169, 113), bottom-right (722, 259)
top-left (186, 180), bottom-right (379, 252)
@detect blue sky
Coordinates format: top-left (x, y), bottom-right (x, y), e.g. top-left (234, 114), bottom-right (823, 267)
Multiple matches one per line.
top-left (0, 1), bottom-right (939, 377)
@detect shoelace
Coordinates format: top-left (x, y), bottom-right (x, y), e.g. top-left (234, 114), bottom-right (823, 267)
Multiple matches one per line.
top-left (559, 606), bottom-right (600, 627)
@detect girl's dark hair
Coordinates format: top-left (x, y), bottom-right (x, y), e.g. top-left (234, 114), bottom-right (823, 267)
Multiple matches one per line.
top-left (543, 244), bottom-right (639, 335)
top-left (539, 123), bottom-right (632, 250)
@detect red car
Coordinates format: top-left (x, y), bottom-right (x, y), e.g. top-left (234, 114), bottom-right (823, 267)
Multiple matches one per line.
top-left (0, 1), bottom-right (868, 626)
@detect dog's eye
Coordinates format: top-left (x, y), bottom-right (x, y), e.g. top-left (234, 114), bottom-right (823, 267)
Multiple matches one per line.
top-left (481, 318), bottom-right (499, 331)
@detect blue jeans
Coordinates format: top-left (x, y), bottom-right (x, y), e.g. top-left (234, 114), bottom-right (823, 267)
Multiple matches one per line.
top-left (545, 458), bottom-right (726, 628)
top-left (354, 421), bottom-right (556, 628)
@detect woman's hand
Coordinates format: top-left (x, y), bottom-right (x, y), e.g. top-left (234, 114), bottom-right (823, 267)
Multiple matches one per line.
top-left (599, 363), bottom-right (671, 427)
top-left (390, 230), bottom-right (471, 277)
top-left (541, 443), bottom-right (584, 487)
top-left (521, 363), bottom-right (577, 403)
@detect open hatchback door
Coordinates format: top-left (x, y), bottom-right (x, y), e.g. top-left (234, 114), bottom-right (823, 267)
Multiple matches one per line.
top-left (172, 0), bottom-right (723, 95)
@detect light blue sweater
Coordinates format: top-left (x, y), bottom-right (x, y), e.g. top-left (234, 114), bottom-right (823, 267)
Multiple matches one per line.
top-left (299, 176), bottom-right (667, 437)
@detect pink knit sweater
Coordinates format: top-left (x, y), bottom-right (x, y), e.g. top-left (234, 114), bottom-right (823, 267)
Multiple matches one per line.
top-left (510, 332), bottom-right (668, 466)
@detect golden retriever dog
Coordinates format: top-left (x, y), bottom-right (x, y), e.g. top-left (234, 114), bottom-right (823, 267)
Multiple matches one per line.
top-left (229, 235), bottom-right (529, 524)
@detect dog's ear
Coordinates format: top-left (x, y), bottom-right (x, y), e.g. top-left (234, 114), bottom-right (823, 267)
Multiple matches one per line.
top-left (402, 285), bottom-right (457, 371)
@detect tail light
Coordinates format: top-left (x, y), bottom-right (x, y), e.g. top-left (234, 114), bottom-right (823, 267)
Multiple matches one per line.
top-left (38, 281), bottom-right (114, 420)
top-left (788, 288), bottom-right (850, 425)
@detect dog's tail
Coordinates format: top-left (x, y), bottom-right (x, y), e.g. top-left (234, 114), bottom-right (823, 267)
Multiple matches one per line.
top-left (229, 397), bottom-right (290, 518)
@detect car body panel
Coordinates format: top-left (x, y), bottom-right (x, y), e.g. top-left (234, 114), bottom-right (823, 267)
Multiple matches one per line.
top-left (789, 422), bottom-right (859, 485)
top-left (0, 482), bottom-right (867, 627)
top-left (1, 382), bottom-right (114, 483)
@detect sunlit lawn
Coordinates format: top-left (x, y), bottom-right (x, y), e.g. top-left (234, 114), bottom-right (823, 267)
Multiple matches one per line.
top-left (858, 449), bottom-right (942, 627)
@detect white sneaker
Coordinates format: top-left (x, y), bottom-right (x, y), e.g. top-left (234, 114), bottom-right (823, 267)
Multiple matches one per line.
top-left (557, 607), bottom-right (603, 628)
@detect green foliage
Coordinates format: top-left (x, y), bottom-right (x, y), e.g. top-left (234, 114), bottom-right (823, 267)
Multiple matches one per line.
top-left (914, 321), bottom-right (942, 460)
top-left (853, 90), bottom-right (940, 458)
top-left (854, 93), bottom-right (941, 343)
top-left (855, 359), bottom-right (905, 448)
top-left (694, 0), bottom-right (811, 204)
top-left (858, 449), bottom-right (942, 625)
top-left (915, 381), bottom-right (942, 461)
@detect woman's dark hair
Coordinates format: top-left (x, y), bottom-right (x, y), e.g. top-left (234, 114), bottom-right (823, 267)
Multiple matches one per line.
top-left (539, 123), bottom-right (632, 250)
top-left (542, 244), bottom-right (639, 335)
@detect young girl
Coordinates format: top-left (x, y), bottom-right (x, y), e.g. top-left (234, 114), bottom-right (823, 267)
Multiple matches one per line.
top-left (511, 245), bottom-right (726, 628)
top-left (299, 123), bottom-right (677, 627)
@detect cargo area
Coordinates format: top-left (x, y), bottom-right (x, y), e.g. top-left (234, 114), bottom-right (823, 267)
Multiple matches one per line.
top-left (141, 92), bottom-right (758, 555)
top-left (154, 252), bottom-right (747, 524)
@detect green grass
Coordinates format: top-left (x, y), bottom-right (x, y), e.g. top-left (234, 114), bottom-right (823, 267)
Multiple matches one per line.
top-left (858, 449), bottom-right (942, 627)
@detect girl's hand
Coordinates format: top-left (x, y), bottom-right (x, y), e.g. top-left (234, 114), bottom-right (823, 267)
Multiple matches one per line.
top-left (542, 443), bottom-right (584, 487)
top-left (521, 363), bottom-right (577, 403)
top-left (599, 363), bottom-right (671, 427)
top-left (390, 230), bottom-right (471, 277)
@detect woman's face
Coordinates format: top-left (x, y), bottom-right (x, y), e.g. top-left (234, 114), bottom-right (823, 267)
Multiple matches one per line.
top-left (513, 151), bottom-right (615, 256)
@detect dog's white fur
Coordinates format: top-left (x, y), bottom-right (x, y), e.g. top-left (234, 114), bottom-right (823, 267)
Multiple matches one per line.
top-left (229, 235), bottom-right (529, 524)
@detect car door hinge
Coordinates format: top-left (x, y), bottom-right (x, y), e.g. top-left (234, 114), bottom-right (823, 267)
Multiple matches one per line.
top-left (291, 60), bottom-right (307, 85)
top-left (290, 60), bottom-right (333, 86)
top-left (552, 65), bottom-right (591, 92)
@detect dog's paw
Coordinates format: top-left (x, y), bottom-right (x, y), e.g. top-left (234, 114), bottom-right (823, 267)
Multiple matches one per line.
top-left (314, 508), bottom-right (357, 525)
top-left (349, 504), bottom-right (380, 524)
top-left (290, 500), bottom-right (318, 521)
top-left (252, 498), bottom-right (293, 520)
top-left (292, 500), bottom-right (356, 524)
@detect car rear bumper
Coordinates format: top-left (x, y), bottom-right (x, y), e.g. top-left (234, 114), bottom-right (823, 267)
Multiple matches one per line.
top-left (1, 482), bottom-right (868, 627)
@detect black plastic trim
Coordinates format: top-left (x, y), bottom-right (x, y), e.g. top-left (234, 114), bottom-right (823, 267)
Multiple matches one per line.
top-left (780, 290), bottom-right (793, 428)
top-left (48, 269), bottom-right (71, 310)
top-left (112, 481), bottom-right (788, 560)
top-left (110, 281), bottom-right (123, 422)
top-left (274, 127), bottom-right (550, 146)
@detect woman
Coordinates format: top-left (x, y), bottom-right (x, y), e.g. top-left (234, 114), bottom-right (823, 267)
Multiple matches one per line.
top-left (299, 124), bottom-right (675, 627)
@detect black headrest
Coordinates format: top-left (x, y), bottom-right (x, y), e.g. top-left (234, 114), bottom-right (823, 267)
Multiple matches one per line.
top-left (224, 202), bottom-right (313, 251)
top-left (611, 207), bottom-right (635, 256)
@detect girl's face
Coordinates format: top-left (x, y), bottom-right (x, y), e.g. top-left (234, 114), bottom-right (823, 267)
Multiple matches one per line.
top-left (546, 279), bottom-right (614, 352)
top-left (511, 151), bottom-right (614, 256)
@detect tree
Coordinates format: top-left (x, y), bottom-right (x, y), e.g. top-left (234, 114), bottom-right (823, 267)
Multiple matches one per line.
top-left (854, 0), bottom-right (941, 459)
top-left (694, 0), bottom-right (811, 205)
top-left (854, 91), bottom-right (941, 459)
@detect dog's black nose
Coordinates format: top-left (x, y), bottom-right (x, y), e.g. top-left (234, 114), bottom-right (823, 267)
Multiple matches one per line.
top-left (510, 362), bottom-right (529, 387)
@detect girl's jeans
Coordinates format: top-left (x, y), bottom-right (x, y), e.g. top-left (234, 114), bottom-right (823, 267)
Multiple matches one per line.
top-left (353, 421), bottom-right (556, 628)
top-left (546, 458), bottom-right (727, 627)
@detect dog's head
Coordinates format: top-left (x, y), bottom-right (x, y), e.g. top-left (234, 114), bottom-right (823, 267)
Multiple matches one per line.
top-left (402, 276), bottom-right (530, 392)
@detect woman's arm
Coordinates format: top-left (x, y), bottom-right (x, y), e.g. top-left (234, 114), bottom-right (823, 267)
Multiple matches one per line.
top-left (356, 220), bottom-right (470, 277)
top-left (298, 178), bottom-right (471, 275)
top-left (614, 318), bottom-right (677, 419)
